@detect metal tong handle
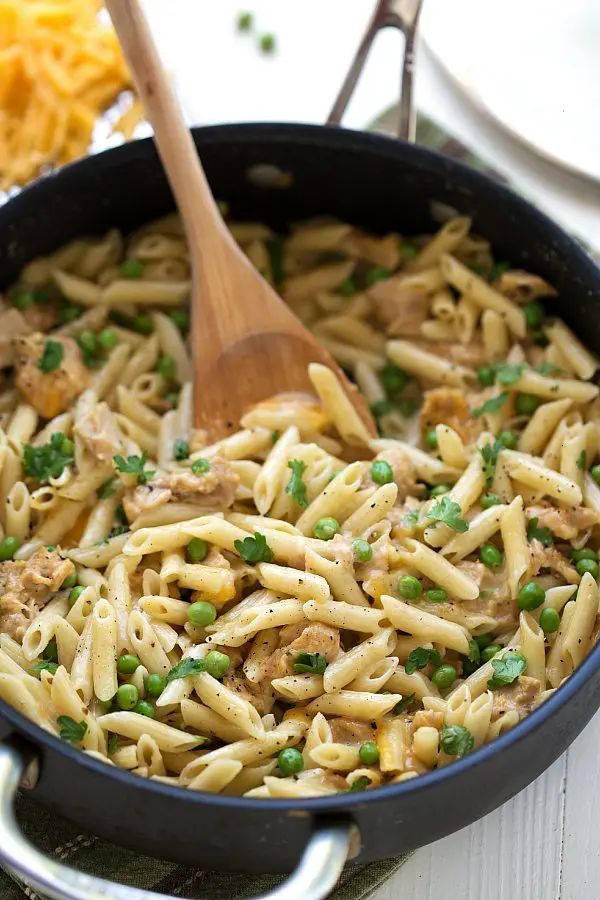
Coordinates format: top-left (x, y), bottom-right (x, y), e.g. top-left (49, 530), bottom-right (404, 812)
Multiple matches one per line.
top-left (0, 742), bottom-right (355, 900)
top-left (328, 0), bottom-right (424, 142)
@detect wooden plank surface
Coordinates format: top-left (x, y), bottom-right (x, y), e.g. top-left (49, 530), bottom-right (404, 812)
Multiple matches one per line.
top-left (370, 712), bottom-right (600, 900)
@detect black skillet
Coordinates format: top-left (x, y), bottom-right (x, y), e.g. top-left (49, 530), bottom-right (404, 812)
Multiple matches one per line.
top-left (0, 2), bottom-right (599, 898)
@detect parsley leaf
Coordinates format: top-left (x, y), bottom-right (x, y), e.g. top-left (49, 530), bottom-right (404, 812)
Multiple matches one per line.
top-left (166, 657), bottom-right (206, 683)
top-left (174, 439), bottom-right (190, 461)
top-left (527, 516), bottom-right (553, 546)
top-left (285, 459), bottom-right (308, 509)
top-left (480, 440), bottom-right (503, 487)
top-left (487, 651), bottom-right (527, 690)
top-left (98, 478), bottom-right (116, 499)
top-left (38, 339), bottom-right (63, 373)
top-left (495, 363), bottom-right (523, 386)
top-left (490, 261), bottom-right (510, 281)
top-left (472, 392), bottom-right (508, 418)
top-left (425, 496), bottom-right (469, 533)
top-left (393, 693), bottom-right (415, 714)
top-left (292, 651), bottom-right (327, 675)
top-left (23, 432), bottom-right (74, 482)
top-left (191, 458), bottom-right (210, 475)
top-left (113, 450), bottom-right (155, 485)
top-left (57, 715), bottom-right (88, 744)
top-left (348, 776), bottom-right (371, 792)
top-left (537, 361), bottom-right (563, 376)
top-left (107, 733), bottom-right (119, 754)
top-left (403, 509), bottom-right (420, 528)
top-left (440, 724), bottom-right (474, 758)
top-left (577, 450), bottom-right (587, 471)
top-left (405, 647), bottom-right (442, 675)
top-left (467, 640), bottom-right (481, 665)
top-left (31, 660), bottom-right (58, 677)
top-left (234, 531), bottom-right (273, 564)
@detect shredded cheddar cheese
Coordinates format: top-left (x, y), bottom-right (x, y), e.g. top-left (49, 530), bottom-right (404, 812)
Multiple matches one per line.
top-left (0, 0), bottom-right (142, 190)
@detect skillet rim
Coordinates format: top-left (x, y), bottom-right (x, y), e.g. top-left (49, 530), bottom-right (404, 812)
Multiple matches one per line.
top-left (1, 121), bottom-right (600, 816)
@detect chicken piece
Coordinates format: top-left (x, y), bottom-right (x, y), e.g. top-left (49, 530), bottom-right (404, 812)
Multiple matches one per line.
top-left (415, 339), bottom-right (488, 370)
top-left (458, 561), bottom-right (517, 632)
top-left (154, 458), bottom-right (239, 508)
top-left (329, 718), bottom-right (375, 746)
top-left (223, 668), bottom-right (275, 716)
top-left (0, 548), bottom-right (75, 640)
top-left (525, 504), bottom-right (600, 541)
top-left (264, 623), bottom-right (341, 680)
top-left (420, 386), bottom-right (481, 445)
top-left (409, 709), bottom-right (444, 737)
top-left (122, 485), bottom-right (171, 522)
top-left (21, 300), bottom-right (60, 332)
top-left (14, 333), bottom-right (89, 418)
top-left (367, 275), bottom-right (429, 337)
top-left (491, 675), bottom-right (541, 722)
top-left (529, 539), bottom-right (579, 583)
top-left (75, 401), bottom-right (126, 463)
top-left (495, 270), bottom-right (556, 303)
top-left (0, 308), bottom-right (32, 368)
top-left (372, 446), bottom-right (419, 502)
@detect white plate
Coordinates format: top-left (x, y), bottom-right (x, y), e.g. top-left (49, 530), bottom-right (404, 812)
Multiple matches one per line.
top-left (421, 0), bottom-right (600, 184)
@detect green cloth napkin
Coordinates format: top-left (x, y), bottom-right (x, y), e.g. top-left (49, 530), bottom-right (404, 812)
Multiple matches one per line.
top-left (0, 115), bottom-right (497, 900)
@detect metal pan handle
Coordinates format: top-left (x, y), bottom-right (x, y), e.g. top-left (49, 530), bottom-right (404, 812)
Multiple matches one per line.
top-left (0, 741), bottom-right (355, 900)
top-left (327, 0), bottom-right (424, 142)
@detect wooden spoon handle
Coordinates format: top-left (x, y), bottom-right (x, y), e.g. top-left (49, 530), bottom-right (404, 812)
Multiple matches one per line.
top-left (105, 0), bottom-right (226, 248)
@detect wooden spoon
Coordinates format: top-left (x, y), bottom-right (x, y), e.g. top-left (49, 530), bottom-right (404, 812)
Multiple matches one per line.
top-left (106, 0), bottom-right (375, 442)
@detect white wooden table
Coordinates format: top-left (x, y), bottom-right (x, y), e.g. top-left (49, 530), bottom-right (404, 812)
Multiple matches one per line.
top-left (142, 5), bottom-right (600, 896)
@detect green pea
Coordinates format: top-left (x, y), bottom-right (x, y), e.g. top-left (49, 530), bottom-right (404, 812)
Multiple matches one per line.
top-left (133, 313), bottom-right (153, 334)
top-left (120, 259), bottom-right (143, 278)
top-left (497, 430), bottom-right (517, 450)
top-left (352, 539), bottom-right (373, 563)
top-left (169, 309), bottom-right (189, 333)
top-left (379, 363), bottom-right (408, 395)
top-left (371, 460), bottom-right (394, 485)
top-left (78, 330), bottom-right (97, 355)
top-left (481, 492), bottom-right (502, 510)
top-left (364, 266), bottom-right (390, 286)
top-left (68, 585), bottom-right (85, 607)
top-left (98, 328), bottom-right (118, 350)
top-left (61, 571), bottom-right (77, 589)
top-left (571, 548), bottom-right (598, 563)
top-left (576, 558), bottom-right (599, 578)
top-left (187, 537), bottom-right (208, 563)
top-left (426, 588), bottom-right (447, 603)
top-left (188, 601), bottom-right (217, 627)
top-left (156, 355), bottom-right (176, 379)
top-left (517, 580), bottom-right (546, 610)
top-left (13, 290), bottom-right (35, 309)
top-left (277, 747), bottom-right (303, 776)
top-left (313, 517), bottom-right (340, 541)
top-left (515, 393), bottom-right (540, 416)
top-left (43, 638), bottom-right (58, 662)
top-left (204, 650), bottom-right (230, 680)
top-left (480, 544), bottom-right (503, 569)
top-left (481, 643), bottom-right (502, 663)
top-left (474, 633), bottom-right (492, 650)
top-left (425, 429), bottom-right (438, 450)
top-left (145, 674), bottom-right (166, 697)
top-left (591, 465), bottom-right (600, 486)
top-left (431, 664), bottom-right (457, 690)
top-left (0, 536), bottom-right (20, 561)
top-left (117, 654), bottom-right (140, 675)
top-left (237, 11), bottom-right (253, 30)
top-left (133, 700), bottom-right (155, 718)
top-left (539, 607), bottom-right (560, 634)
top-left (116, 683), bottom-right (138, 710)
top-left (429, 483), bottom-right (450, 498)
top-left (358, 741), bottom-right (380, 765)
top-left (477, 366), bottom-right (495, 387)
top-left (259, 33), bottom-right (276, 53)
top-left (524, 301), bottom-right (545, 329)
top-left (398, 574), bottom-right (421, 600)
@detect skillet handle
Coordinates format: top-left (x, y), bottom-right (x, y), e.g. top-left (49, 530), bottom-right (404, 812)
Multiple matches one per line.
top-left (0, 741), bottom-right (355, 900)
top-left (327, 0), bottom-right (424, 142)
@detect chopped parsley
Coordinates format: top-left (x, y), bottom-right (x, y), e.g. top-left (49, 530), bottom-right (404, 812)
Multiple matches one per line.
top-left (191, 458), bottom-right (210, 475)
top-left (494, 363), bottom-right (523, 386)
top-left (472, 393), bottom-right (508, 418)
top-left (537, 361), bottom-right (563, 376)
top-left (285, 459), bottom-right (308, 509)
top-left (113, 450), bottom-right (155, 485)
top-left (234, 531), bottom-right (273, 564)
top-left (490, 261), bottom-right (510, 281)
top-left (292, 652), bottom-right (327, 675)
top-left (31, 660), bottom-right (58, 677)
top-left (38, 339), bottom-right (63, 373)
top-left (98, 478), bottom-right (116, 499)
top-left (107, 733), bottom-right (119, 754)
top-left (439, 724), bottom-right (474, 758)
top-left (425, 496), bottom-right (468, 533)
top-left (393, 693), bottom-right (415, 714)
top-left (23, 433), bottom-right (74, 482)
top-left (57, 715), bottom-right (88, 744)
top-left (403, 509), bottom-right (420, 528)
top-left (405, 647), bottom-right (442, 675)
top-left (348, 776), bottom-right (371, 792)
top-left (480, 440), bottom-right (503, 487)
top-left (527, 516), bottom-right (553, 546)
top-left (166, 657), bottom-right (206, 683)
top-left (174, 439), bottom-right (190, 461)
top-left (487, 651), bottom-right (527, 690)
top-left (577, 450), bottom-right (587, 471)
